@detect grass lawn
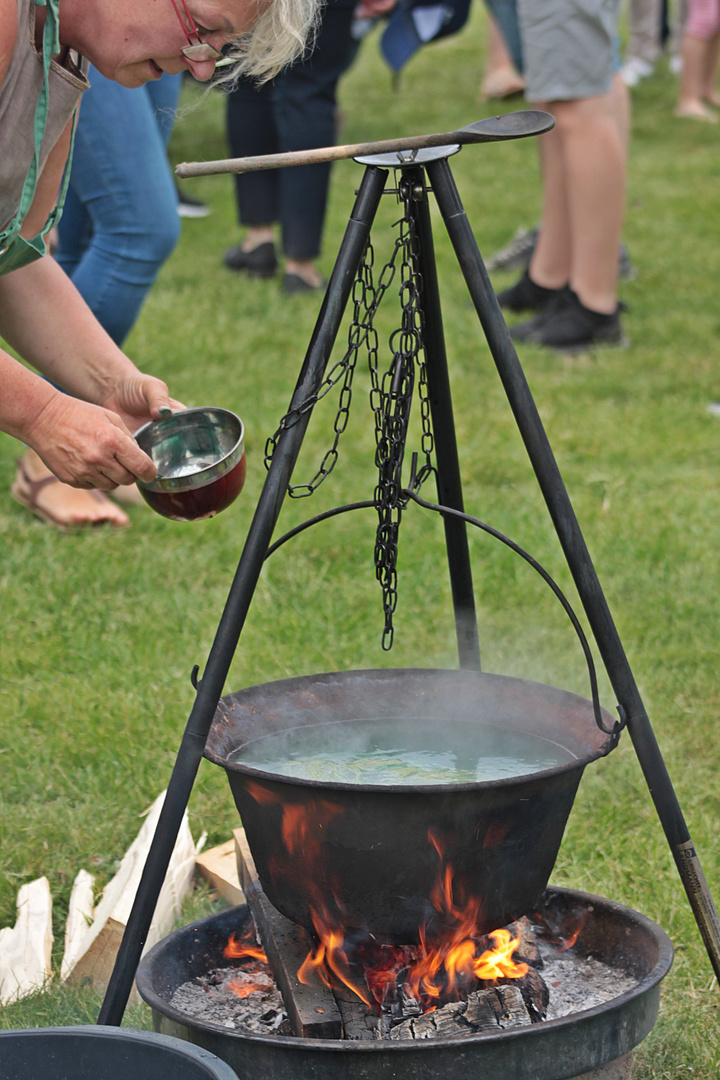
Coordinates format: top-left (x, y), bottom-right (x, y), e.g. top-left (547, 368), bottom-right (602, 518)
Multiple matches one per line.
top-left (1, 7), bottom-right (719, 1075)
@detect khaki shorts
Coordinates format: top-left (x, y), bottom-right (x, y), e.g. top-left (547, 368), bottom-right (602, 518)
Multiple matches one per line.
top-left (517, 0), bottom-right (620, 102)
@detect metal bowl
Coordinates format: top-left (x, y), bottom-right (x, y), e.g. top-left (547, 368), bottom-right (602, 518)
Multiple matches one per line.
top-left (134, 407), bottom-right (245, 522)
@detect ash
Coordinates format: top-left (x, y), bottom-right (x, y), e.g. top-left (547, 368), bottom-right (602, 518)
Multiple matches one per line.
top-left (170, 964), bottom-right (292, 1035)
top-left (170, 949), bottom-right (637, 1040)
top-left (539, 943), bottom-right (636, 1020)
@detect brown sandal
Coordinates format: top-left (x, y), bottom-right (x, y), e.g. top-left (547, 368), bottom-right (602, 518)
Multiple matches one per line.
top-left (10, 459), bottom-right (130, 531)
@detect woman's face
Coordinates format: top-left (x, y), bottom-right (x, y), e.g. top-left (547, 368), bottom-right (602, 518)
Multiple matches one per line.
top-left (71, 0), bottom-right (268, 87)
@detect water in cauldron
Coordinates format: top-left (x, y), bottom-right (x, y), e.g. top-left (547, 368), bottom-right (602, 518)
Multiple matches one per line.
top-left (228, 715), bottom-right (578, 785)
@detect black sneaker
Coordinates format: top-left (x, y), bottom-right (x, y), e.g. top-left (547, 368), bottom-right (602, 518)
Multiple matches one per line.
top-left (510, 288), bottom-right (626, 351)
top-left (224, 242), bottom-right (278, 278)
top-left (282, 272), bottom-right (327, 295)
top-left (496, 270), bottom-right (566, 313)
top-left (176, 188), bottom-right (210, 218)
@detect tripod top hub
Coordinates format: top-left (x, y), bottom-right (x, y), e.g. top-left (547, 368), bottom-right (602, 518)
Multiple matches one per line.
top-left (354, 144), bottom-right (461, 167)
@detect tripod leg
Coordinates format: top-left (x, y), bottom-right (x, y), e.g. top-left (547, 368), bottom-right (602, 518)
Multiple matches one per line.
top-left (400, 164), bottom-right (481, 670)
top-left (426, 154), bottom-right (720, 983)
top-left (97, 163), bottom-right (389, 1026)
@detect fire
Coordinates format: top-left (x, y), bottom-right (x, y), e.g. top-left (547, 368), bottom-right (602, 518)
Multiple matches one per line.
top-left (224, 932), bottom-right (268, 963)
top-left (298, 920), bottom-right (372, 1006)
top-left (241, 794), bottom-right (534, 1017)
top-left (294, 827), bottom-right (529, 1015)
top-left (222, 927), bottom-right (274, 1000)
top-left (474, 929), bottom-right (529, 980)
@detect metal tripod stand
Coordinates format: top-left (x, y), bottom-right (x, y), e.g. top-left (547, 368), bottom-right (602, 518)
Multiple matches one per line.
top-left (98, 120), bottom-right (720, 1025)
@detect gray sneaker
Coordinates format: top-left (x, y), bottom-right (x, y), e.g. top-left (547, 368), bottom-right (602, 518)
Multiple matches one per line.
top-left (485, 227), bottom-right (538, 273)
top-left (486, 226), bottom-right (637, 281)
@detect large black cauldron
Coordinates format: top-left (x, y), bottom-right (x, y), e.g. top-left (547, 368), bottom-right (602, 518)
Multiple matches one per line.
top-left (205, 669), bottom-right (617, 939)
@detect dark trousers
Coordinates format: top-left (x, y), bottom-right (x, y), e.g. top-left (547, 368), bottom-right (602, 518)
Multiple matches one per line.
top-left (225, 0), bottom-right (358, 260)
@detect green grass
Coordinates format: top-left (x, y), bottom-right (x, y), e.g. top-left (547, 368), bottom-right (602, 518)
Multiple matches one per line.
top-left (2, 8), bottom-right (720, 1074)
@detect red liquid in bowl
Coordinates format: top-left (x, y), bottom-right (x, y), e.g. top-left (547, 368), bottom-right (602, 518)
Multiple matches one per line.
top-left (140, 453), bottom-right (246, 522)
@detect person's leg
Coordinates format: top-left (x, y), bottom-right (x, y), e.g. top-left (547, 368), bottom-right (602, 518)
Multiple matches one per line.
top-left (223, 77), bottom-right (280, 272)
top-left (525, 125), bottom-right (572, 292)
top-left (701, 30), bottom-right (720, 102)
top-left (479, 10), bottom-right (525, 99)
top-left (553, 94), bottom-right (625, 312)
top-left (508, 0), bottom-right (625, 346)
top-left (56, 66), bottom-right (181, 345)
top-left (676, 0), bottom-right (720, 114)
top-left (274, 0), bottom-right (358, 284)
top-left (623, 0), bottom-right (663, 83)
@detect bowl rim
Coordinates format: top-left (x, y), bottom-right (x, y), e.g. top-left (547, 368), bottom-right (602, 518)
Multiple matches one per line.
top-left (135, 407), bottom-right (245, 493)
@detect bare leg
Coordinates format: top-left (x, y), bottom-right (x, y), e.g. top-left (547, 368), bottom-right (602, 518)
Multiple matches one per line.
top-left (480, 14), bottom-right (525, 100)
top-left (702, 32), bottom-right (720, 104)
top-left (527, 124), bottom-right (572, 291)
top-left (676, 34), bottom-right (719, 118)
top-left (284, 258), bottom-right (324, 286)
top-left (529, 87), bottom-right (626, 314)
top-left (242, 225), bottom-right (275, 251)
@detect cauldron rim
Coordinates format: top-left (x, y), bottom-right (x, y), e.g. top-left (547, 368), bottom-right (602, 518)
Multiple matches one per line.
top-left (135, 886), bottom-right (673, 1055)
top-left (204, 667), bottom-right (617, 794)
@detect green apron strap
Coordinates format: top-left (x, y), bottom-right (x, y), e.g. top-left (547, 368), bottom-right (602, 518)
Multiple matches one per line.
top-left (0, 0), bottom-right (81, 273)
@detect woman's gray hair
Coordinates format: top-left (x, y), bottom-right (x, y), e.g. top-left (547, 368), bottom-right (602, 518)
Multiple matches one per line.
top-left (219, 0), bottom-right (323, 84)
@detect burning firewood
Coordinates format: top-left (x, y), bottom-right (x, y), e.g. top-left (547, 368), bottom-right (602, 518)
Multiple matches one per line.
top-left (506, 915), bottom-right (544, 969)
top-left (388, 984), bottom-right (530, 1040)
top-left (234, 828), bottom-right (343, 1039)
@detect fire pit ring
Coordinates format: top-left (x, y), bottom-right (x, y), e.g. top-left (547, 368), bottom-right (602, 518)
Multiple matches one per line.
top-left (205, 668), bottom-right (618, 938)
top-left (136, 887), bottom-right (673, 1080)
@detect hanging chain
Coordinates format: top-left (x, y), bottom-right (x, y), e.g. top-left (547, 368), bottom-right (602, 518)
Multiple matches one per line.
top-left (370, 175), bottom-right (434, 649)
top-left (263, 236), bottom-right (394, 496)
top-left (264, 171), bottom-right (435, 647)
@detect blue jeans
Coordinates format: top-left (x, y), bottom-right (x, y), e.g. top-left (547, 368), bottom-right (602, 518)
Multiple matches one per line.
top-left (56, 68), bottom-right (182, 346)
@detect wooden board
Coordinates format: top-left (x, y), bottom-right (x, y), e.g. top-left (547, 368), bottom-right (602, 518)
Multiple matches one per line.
top-left (234, 828), bottom-right (343, 1039)
top-left (195, 839), bottom-right (245, 906)
top-left (61, 790), bottom-right (198, 991)
top-left (0, 877), bottom-right (53, 1004)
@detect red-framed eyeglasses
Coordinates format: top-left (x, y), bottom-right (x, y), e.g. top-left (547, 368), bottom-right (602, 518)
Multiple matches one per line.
top-left (170, 0), bottom-right (224, 61)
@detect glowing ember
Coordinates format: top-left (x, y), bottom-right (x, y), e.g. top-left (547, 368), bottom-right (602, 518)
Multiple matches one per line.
top-left (226, 963), bottom-right (276, 999)
top-left (219, 928), bottom-right (275, 1002)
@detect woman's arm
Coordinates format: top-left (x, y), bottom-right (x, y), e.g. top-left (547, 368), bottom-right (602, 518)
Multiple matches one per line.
top-left (0, 257), bottom-right (181, 487)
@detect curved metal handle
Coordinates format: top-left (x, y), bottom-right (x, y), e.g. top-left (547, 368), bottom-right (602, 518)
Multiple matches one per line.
top-left (262, 491), bottom-right (623, 743)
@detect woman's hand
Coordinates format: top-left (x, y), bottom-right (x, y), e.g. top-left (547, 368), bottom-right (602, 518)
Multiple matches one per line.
top-left (101, 373), bottom-right (185, 435)
top-left (25, 392), bottom-right (159, 490)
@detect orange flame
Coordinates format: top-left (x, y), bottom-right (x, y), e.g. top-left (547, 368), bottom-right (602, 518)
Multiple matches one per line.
top-left (473, 929), bottom-right (528, 981)
top-left (298, 919), bottom-right (372, 1007)
top-left (224, 932), bottom-right (268, 963)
